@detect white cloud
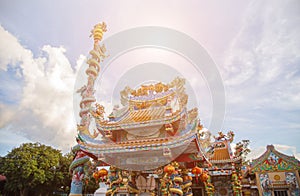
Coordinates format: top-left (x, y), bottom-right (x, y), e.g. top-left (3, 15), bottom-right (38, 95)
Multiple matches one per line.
top-left (221, 0), bottom-right (300, 109)
top-left (0, 103), bottom-right (16, 128)
top-left (247, 146), bottom-right (266, 161)
top-left (219, 0), bottom-right (300, 161)
top-left (0, 25), bottom-right (83, 153)
top-left (223, 0), bottom-right (300, 85)
top-left (0, 26), bottom-right (31, 71)
top-left (275, 144), bottom-right (300, 160)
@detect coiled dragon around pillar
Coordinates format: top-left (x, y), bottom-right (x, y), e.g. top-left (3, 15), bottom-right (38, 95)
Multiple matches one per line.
top-left (69, 22), bottom-right (108, 196)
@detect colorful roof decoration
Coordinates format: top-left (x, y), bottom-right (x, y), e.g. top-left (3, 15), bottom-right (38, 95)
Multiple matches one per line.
top-left (206, 131), bottom-right (241, 164)
top-left (98, 77), bottom-right (187, 130)
top-left (250, 145), bottom-right (300, 173)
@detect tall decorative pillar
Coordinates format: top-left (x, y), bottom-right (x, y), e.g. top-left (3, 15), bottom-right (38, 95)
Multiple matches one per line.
top-left (69, 22), bottom-right (108, 196)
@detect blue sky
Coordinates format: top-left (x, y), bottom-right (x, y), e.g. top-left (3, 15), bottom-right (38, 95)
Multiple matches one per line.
top-left (0, 0), bottom-right (299, 160)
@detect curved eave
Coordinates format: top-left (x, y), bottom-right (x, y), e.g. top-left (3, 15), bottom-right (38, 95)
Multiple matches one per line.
top-left (78, 119), bottom-right (198, 156)
top-left (80, 131), bottom-right (196, 155)
top-left (209, 156), bottom-right (242, 164)
top-left (96, 108), bottom-right (186, 131)
top-left (194, 132), bottom-right (210, 163)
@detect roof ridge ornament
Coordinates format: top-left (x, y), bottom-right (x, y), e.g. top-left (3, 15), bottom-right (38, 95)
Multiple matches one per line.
top-left (267, 144), bottom-right (275, 150)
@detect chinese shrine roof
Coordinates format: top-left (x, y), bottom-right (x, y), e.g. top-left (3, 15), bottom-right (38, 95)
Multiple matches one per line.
top-left (96, 77), bottom-right (187, 131)
top-left (79, 116), bottom-right (201, 154)
top-left (210, 144), bottom-right (231, 161)
top-left (250, 145), bottom-right (300, 173)
top-left (206, 131), bottom-right (242, 164)
top-left (96, 106), bottom-right (183, 131)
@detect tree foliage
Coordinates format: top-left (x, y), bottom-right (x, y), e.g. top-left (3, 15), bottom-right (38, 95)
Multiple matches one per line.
top-left (83, 160), bottom-right (99, 194)
top-left (0, 143), bottom-right (73, 196)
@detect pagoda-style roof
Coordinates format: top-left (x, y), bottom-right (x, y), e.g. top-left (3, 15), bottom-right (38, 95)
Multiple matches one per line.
top-left (79, 119), bottom-right (209, 170)
top-left (120, 77), bottom-right (186, 107)
top-left (206, 131), bottom-right (242, 164)
top-left (210, 141), bottom-right (231, 161)
top-left (208, 143), bottom-right (242, 164)
top-left (96, 77), bottom-right (187, 131)
top-left (250, 145), bottom-right (300, 173)
top-left (96, 106), bottom-right (184, 131)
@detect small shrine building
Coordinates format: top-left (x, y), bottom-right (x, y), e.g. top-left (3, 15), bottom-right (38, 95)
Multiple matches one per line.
top-left (242, 145), bottom-right (300, 196)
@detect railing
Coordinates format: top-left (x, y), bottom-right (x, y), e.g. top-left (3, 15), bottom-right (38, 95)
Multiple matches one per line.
top-left (268, 180), bottom-right (291, 188)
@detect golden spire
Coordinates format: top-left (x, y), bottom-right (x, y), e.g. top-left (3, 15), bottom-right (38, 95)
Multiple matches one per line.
top-left (90, 22), bottom-right (107, 46)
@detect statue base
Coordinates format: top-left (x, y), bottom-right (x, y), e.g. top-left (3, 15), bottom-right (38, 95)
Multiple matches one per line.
top-left (94, 182), bottom-right (108, 196)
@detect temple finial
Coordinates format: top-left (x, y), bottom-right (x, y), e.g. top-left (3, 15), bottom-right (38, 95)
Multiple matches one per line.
top-left (90, 22), bottom-right (107, 46)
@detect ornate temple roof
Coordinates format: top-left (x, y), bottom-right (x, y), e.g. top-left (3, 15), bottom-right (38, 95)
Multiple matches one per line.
top-left (97, 106), bottom-right (183, 131)
top-left (206, 131), bottom-right (242, 164)
top-left (250, 145), bottom-right (300, 173)
top-left (80, 118), bottom-right (199, 153)
top-left (96, 77), bottom-right (187, 131)
top-left (75, 76), bottom-right (214, 170)
top-left (119, 77), bottom-right (186, 107)
top-left (210, 145), bottom-right (231, 161)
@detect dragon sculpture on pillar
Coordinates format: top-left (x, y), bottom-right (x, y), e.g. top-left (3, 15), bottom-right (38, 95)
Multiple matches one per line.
top-left (69, 22), bottom-right (108, 196)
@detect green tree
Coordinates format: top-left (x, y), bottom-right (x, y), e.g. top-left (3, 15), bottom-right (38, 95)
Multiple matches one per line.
top-left (83, 161), bottom-right (99, 194)
top-left (84, 175), bottom-right (98, 194)
top-left (0, 142), bottom-right (72, 196)
top-left (57, 152), bottom-right (73, 193)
